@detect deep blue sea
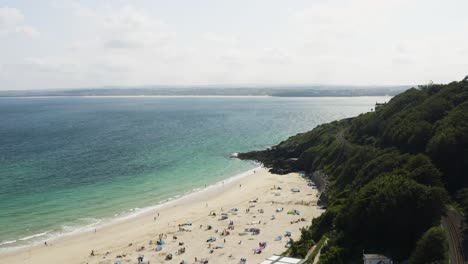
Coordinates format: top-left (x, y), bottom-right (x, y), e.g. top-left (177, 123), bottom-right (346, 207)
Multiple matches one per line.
top-left (0, 96), bottom-right (390, 249)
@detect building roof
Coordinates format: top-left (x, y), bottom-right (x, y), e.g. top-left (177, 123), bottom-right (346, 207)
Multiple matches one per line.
top-left (363, 254), bottom-right (391, 259)
top-left (260, 255), bottom-right (306, 264)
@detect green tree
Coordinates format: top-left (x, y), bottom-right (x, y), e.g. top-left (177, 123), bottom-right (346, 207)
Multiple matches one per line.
top-left (409, 226), bottom-right (447, 264)
top-left (336, 174), bottom-right (447, 260)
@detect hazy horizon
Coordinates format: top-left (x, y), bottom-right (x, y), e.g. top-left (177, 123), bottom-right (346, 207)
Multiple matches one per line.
top-left (1, 83), bottom-right (414, 92)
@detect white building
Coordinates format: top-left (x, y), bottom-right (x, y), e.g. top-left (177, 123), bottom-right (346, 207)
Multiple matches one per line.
top-left (260, 255), bottom-right (306, 264)
top-left (363, 254), bottom-right (393, 264)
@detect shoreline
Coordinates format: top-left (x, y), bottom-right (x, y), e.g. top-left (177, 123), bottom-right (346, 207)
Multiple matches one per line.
top-left (0, 167), bottom-right (323, 264)
top-left (0, 166), bottom-right (260, 253)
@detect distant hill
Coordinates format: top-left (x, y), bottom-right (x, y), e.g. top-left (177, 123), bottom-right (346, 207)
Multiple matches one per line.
top-left (0, 85), bottom-right (409, 97)
top-left (239, 77), bottom-right (468, 263)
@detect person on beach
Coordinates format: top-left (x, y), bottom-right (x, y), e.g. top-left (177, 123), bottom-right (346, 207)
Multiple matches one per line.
top-left (90, 250), bottom-right (94, 256)
top-left (44, 241), bottom-right (47, 246)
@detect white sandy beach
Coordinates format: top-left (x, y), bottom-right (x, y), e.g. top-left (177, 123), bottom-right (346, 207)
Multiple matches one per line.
top-left (0, 167), bottom-right (323, 264)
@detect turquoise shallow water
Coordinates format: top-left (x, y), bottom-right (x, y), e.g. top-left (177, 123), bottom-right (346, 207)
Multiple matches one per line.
top-left (0, 96), bottom-right (390, 249)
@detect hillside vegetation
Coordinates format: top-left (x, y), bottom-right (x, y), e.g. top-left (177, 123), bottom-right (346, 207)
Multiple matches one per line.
top-left (239, 77), bottom-right (468, 263)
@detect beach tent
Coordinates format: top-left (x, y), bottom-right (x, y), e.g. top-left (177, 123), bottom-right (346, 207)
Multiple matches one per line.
top-left (231, 208), bottom-right (238, 212)
top-left (287, 209), bottom-right (300, 215)
top-left (155, 245), bottom-right (162, 251)
top-left (285, 231), bottom-right (292, 237)
top-left (206, 236), bottom-right (216, 242)
top-left (291, 188), bottom-right (300, 192)
top-left (275, 235), bottom-right (282, 241)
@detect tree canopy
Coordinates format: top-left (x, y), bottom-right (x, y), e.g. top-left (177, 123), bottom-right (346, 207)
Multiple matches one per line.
top-left (240, 77), bottom-right (468, 263)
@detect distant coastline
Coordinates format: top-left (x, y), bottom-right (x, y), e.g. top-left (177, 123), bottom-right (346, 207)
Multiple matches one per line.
top-left (0, 85), bottom-right (410, 97)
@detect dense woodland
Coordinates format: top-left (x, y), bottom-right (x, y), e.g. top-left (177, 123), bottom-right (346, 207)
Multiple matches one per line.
top-left (239, 77), bottom-right (468, 263)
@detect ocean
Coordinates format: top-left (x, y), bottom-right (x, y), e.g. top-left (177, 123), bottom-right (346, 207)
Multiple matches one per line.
top-left (0, 96), bottom-right (389, 250)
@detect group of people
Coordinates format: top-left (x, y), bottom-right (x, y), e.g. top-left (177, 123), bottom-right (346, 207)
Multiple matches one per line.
top-left (96, 177), bottom-right (309, 264)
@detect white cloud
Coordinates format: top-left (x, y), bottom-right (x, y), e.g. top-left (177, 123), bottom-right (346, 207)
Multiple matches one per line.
top-left (202, 32), bottom-right (238, 47)
top-left (68, 4), bottom-right (174, 51)
top-left (1, 0), bottom-right (467, 89)
top-left (258, 48), bottom-right (293, 64)
top-left (0, 7), bottom-right (39, 37)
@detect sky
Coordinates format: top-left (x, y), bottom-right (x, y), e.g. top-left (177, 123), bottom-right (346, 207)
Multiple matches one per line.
top-left (0, 0), bottom-right (467, 90)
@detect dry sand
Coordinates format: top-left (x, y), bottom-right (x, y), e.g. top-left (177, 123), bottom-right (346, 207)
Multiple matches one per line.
top-left (0, 167), bottom-right (323, 264)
